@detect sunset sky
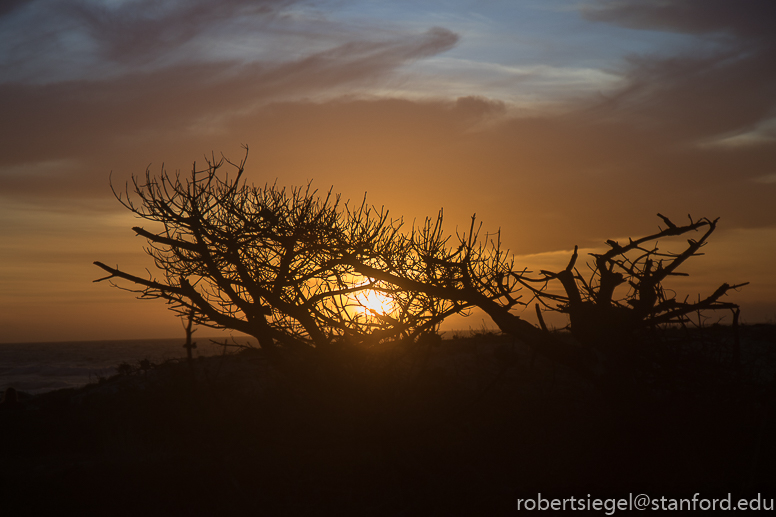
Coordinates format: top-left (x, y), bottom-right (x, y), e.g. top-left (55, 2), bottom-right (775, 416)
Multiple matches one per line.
top-left (1, 0), bottom-right (775, 343)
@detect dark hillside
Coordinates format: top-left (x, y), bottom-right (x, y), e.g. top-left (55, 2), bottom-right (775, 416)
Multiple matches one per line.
top-left (2, 325), bottom-right (775, 515)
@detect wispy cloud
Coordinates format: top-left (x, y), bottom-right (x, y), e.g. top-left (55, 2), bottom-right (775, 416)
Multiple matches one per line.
top-left (0, 0), bottom-right (30, 18)
top-left (0, 1), bottom-right (302, 81)
top-left (581, 0), bottom-right (776, 137)
top-left (752, 173), bottom-right (776, 184)
top-left (582, 0), bottom-right (776, 40)
top-left (0, 25), bottom-right (458, 176)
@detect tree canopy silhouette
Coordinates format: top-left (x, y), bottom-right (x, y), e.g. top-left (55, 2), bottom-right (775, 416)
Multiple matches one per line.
top-left (94, 147), bottom-right (458, 358)
top-left (515, 214), bottom-right (748, 349)
top-left (366, 211), bottom-right (746, 374)
top-left (95, 148), bottom-right (746, 387)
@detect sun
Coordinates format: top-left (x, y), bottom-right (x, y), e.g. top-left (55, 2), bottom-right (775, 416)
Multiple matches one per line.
top-left (353, 287), bottom-right (396, 318)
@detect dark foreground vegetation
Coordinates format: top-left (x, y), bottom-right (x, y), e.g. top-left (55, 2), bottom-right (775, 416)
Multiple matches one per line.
top-left (2, 324), bottom-right (775, 515)
top-left (9, 149), bottom-right (767, 514)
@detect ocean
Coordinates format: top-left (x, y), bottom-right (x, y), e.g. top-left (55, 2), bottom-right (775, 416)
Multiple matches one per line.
top-left (0, 337), bottom-right (256, 395)
top-left (2, 326), bottom-right (774, 396)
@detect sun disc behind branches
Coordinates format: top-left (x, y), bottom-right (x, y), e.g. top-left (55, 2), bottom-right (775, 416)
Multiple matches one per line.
top-left (353, 285), bottom-right (396, 318)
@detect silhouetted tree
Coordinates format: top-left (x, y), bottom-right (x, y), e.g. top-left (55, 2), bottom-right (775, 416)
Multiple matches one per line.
top-left (345, 211), bottom-right (747, 386)
top-left (515, 214), bottom-right (748, 350)
top-left (343, 212), bottom-right (602, 380)
top-left (96, 148), bottom-right (745, 389)
top-left (94, 147), bottom-right (456, 359)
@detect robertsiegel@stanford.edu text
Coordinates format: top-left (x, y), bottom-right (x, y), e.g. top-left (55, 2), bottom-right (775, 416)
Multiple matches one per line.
top-left (516, 493), bottom-right (773, 513)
